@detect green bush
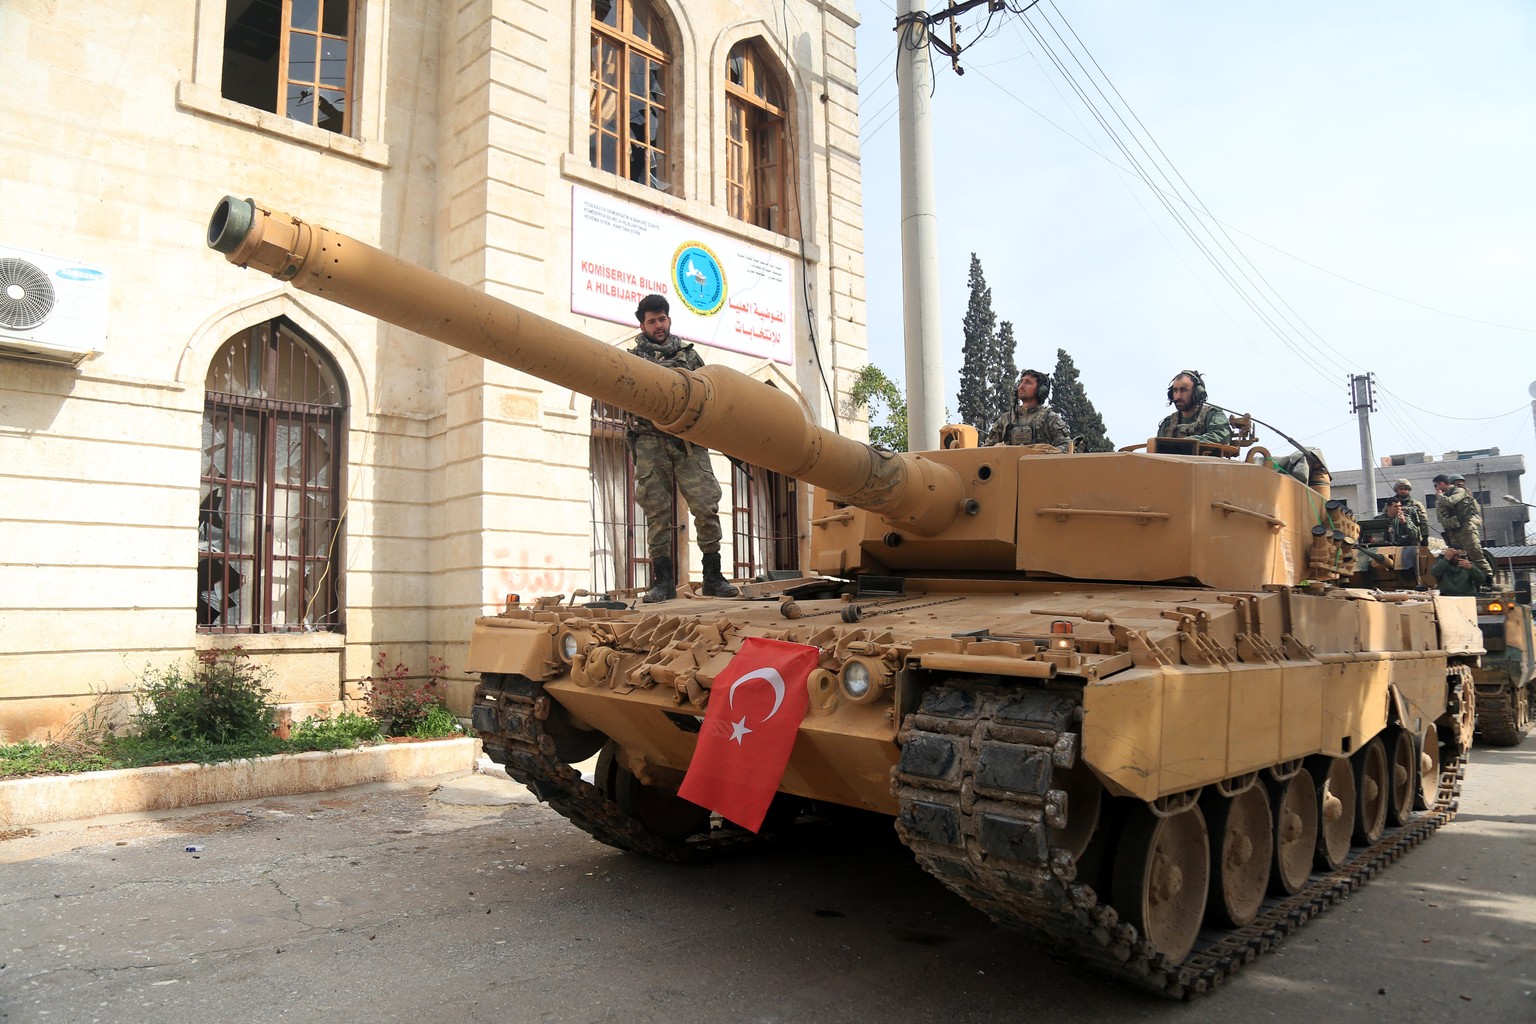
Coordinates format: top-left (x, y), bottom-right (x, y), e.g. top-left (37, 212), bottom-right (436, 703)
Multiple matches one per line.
top-left (366, 652), bottom-right (449, 735)
top-left (290, 712), bottom-right (383, 749)
top-left (409, 703), bottom-right (463, 739)
top-left (135, 648), bottom-right (276, 744)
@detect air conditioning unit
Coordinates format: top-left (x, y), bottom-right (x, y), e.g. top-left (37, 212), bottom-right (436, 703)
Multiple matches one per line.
top-left (0, 245), bottom-right (109, 365)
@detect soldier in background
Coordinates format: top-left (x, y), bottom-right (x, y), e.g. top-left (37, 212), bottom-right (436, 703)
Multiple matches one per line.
top-left (1433, 472), bottom-right (1493, 584)
top-left (1431, 547), bottom-right (1487, 597)
top-left (1381, 497), bottom-right (1420, 546)
top-left (985, 369), bottom-right (1069, 450)
top-left (1393, 478), bottom-right (1430, 545)
top-left (627, 294), bottom-right (738, 603)
top-left (1157, 370), bottom-right (1232, 446)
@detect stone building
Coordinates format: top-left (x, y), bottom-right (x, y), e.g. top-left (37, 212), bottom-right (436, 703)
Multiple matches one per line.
top-left (0, 0), bottom-right (868, 739)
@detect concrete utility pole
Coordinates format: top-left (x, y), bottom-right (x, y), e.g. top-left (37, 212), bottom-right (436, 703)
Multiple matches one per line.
top-left (1350, 373), bottom-right (1378, 513)
top-left (895, 0), bottom-right (944, 452)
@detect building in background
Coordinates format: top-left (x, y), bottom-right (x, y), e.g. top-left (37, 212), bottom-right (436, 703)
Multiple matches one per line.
top-left (1328, 449), bottom-right (1528, 546)
top-left (0, 0), bottom-right (867, 739)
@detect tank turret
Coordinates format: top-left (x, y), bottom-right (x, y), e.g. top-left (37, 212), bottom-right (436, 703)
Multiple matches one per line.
top-left (206, 196), bottom-right (1482, 998)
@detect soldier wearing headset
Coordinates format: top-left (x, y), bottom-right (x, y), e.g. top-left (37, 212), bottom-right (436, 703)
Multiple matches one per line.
top-left (984, 369), bottom-right (1069, 450)
top-left (1157, 370), bottom-right (1232, 447)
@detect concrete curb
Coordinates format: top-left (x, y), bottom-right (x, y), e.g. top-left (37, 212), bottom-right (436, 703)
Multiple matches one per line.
top-left (0, 738), bottom-right (480, 828)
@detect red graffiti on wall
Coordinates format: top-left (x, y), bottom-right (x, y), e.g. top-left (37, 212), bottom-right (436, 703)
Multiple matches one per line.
top-left (486, 548), bottom-right (581, 609)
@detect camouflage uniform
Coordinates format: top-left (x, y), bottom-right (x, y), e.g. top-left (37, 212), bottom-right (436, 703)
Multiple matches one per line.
top-left (1431, 553), bottom-right (1487, 597)
top-left (627, 333), bottom-right (724, 562)
top-left (984, 404), bottom-right (1069, 449)
top-left (1398, 496), bottom-right (1431, 546)
top-left (1435, 483), bottom-right (1492, 580)
top-left (1156, 404), bottom-right (1232, 445)
top-left (1380, 514), bottom-right (1418, 547)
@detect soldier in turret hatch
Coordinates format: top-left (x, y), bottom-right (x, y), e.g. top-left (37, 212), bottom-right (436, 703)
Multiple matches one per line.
top-left (984, 369), bottom-right (1068, 450)
top-left (1380, 497), bottom-right (1419, 546)
top-left (1392, 478), bottom-right (1430, 545)
top-left (1156, 370), bottom-right (1231, 447)
top-left (626, 294), bottom-right (738, 603)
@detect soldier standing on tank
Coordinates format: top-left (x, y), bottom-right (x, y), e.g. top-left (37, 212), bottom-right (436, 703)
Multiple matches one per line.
top-left (984, 370), bottom-right (1069, 450)
top-left (626, 294), bottom-right (738, 603)
top-left (1392, 478), bottom-right (1430, 545)
top-left (1433, 472), bottom-right (1493, 584)
top-left (1156, 370), bottom-right (1232, 447)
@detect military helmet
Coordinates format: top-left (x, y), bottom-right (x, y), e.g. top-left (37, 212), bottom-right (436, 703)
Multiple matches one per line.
top-left (1393, 478), bottom-right (1412, 491)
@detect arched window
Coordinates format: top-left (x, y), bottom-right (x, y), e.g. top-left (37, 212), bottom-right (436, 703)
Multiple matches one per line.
top-left (199, 319), bottom-right (346, 633)
top-left (725, 40), bottom-right (792, 235)
top-left (590, 0), bottom-right (672, 192)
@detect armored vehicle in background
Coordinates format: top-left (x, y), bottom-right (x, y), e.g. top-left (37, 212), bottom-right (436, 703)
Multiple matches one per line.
top-left (209, 197), bottom-right (1482, 998)
top-left (1472, 591), bottom-right (1534, 745)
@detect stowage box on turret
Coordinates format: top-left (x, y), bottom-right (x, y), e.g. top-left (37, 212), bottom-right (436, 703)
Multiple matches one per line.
top-left (208, 197), bottom-right (1482, 998)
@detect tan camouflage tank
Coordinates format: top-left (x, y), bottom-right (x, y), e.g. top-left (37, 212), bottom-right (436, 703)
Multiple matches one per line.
top-left (209, 197), bottom-right (1482, 998)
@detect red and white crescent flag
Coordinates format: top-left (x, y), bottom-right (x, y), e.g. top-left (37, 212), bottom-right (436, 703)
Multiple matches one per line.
top-left (678, 637), bottom-right (819, 832)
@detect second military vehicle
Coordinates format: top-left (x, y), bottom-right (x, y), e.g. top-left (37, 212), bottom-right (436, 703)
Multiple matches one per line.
top-left (1472, 590), bottom-right (1534, 745)
top-left (208, 196), bottom-right (1482, 999)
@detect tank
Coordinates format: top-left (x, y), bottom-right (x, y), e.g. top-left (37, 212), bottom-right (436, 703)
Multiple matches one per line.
top-left (1471, 590), bottom-right (1534, 746)
top-left (208, 196), bottom-right (1483, 998)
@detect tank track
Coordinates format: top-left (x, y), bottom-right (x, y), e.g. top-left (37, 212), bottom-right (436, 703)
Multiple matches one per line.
top-left (473, 672), bottom-right (764, 862)
top-left (893, 683), bottom-right (1465, 1000)
top-left (1474, 685), bottom-right (1530, 747)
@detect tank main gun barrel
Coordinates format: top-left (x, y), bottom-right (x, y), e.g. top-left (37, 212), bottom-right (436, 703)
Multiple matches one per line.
top-left (207, 197), bottom-right (965, 535)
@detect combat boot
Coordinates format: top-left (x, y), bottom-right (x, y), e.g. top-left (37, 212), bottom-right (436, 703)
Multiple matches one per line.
top-left (643, 556), bottom-right (675, 603)
top-left (701, 552), bottom-right (739, 598)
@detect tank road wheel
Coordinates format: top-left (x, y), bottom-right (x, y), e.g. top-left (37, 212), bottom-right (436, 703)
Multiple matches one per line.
top-left (1310, 755), bottom-right (1355, 872)
top-left (1112, 803), bottom-right (1210, 962)
top-left (595, 742), bottom-right (710, 844)
top-left (1386, 728), bottom-right (1417, 826)
top-left (1267, 771), bottom-right (1317, 896)
top-left (1351, 737), bottom-right (1390, 846)
top-left (1414, 729), bottom-right (1441, 811)
top-left (1203, 786), bottom-right (1272, 928)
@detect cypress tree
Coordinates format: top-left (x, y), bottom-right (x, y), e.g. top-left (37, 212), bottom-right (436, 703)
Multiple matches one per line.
top-left (990, 320), bottom-right (1019, 428)
top-left (1051, 348), bottom-right (1114, 452)
top-left (958, 254), bottom-right (996, 430)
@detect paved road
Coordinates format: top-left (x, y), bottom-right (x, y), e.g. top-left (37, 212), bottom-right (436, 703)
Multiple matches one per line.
top-left (2, 741), bottom-right (1533, 1024)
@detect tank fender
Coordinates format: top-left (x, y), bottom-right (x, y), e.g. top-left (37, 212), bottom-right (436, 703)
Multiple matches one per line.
top-left (466, 618), bottom-right (560, 681)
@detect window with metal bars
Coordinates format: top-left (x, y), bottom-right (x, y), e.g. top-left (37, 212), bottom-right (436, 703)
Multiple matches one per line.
top-left (590, 0), bottom-right (672, 192)
top-left (590, 401), bottom-right (676, 593)
top-left (725, 40), bottom-right (792, 236)
top-left (221, 0), bottom-right (356, 135)
top-left (730, 460), bottom-right (800, 580)
top-left (199, 319), bottom-right (346, 633)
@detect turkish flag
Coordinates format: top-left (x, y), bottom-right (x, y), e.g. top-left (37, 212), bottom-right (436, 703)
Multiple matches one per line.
top-left (678, 637), bottom-right (819, 832)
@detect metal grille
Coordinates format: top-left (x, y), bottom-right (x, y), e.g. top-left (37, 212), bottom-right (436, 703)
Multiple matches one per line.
top-left (730, 459), bottom-right (799, 579)
top-left (200, 319), bottom-right (346, 633)
top-left (590, 401), bottom-right (676, 593)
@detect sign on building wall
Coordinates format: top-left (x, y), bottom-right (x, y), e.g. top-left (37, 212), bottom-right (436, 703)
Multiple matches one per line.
top-left (570, 186), bottom-right (794, 365)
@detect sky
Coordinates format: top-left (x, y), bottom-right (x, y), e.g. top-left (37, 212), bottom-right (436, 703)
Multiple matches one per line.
top-left (851, 0), bottom-right (1536, 492)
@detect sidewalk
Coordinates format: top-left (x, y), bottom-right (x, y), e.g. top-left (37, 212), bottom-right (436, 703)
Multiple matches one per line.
top-left (0, 737), bottom-right (481, 829)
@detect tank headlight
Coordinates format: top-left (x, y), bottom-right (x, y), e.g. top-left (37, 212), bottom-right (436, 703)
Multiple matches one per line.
top-left (558, 630), bottom-right (580, 662)
top-left (1486, 601), bottom-right (1505, 614)
top-left (839, 658), bottom-right (883, 702)
top-left (842, 660), bottom-right (871, 698)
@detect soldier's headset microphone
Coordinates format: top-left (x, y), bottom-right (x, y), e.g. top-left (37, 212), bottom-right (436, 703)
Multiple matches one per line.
top-left (1165, 370), bottom-right (1206, 406)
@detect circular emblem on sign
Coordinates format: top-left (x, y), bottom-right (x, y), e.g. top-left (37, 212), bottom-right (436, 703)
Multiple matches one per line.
top-left (671, 242), bottom-right (727, 317)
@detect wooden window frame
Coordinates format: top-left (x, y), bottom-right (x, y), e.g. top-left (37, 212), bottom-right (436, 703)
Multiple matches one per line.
top-left (724, 41), bottom-right (793, 236)
top-left (221, 0), bottom-right (357, 136)
top-left (199, 319), bottom-right (346, 634)
top-left (590, 0), bottom-right (672, 192)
